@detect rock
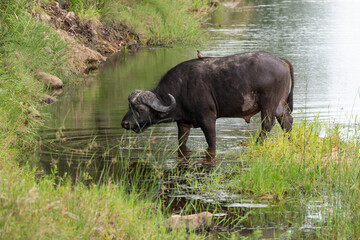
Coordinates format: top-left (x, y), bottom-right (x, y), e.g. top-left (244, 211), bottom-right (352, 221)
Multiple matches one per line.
top-left (35, 71), bottom-right (63, 89)
top-left (37, 11), bottom-right (52, 22)
top-left (222, 0), bottom-right (243, 8)
top-left (128, 39), bottom-right (138, 49)
top-left (41, 94), bottom-right (58, 104)
top-left (58, 0), bottom-right (69, 9)
top-left (55, 29), bottom-right (106, 74)
top-left (52, 88), bottom-right (63, 95)
top-left (65, 11), bottom-right (76, 20)
top-left (165, 212), bottom-right (213, 231)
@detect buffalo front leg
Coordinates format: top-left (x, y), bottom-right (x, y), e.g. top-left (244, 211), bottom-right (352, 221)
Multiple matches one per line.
top-left (177, 121), bottom-right (191, 155)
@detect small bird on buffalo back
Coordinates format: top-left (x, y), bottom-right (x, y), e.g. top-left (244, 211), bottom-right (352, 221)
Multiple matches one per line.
top-left (196, 50), bottom-right (203, 59)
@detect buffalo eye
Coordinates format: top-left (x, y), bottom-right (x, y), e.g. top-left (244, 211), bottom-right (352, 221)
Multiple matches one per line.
top-left (137, 106), bottom-right (147, 113)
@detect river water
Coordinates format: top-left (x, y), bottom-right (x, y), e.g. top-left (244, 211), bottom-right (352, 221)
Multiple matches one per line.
top-left (40, 0), bottom-right (360, 238)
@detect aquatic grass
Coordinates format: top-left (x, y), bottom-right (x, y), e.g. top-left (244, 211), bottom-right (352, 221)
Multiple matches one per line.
top-left (220, 118), bottom-right (360, 238)
top-left (69, 128), bottom-right (250, 231)
top-left (151, 117), bottom-right (360, 238)
top-left (1, 126), bottom-right (205, 239)
top-left (0, 0), bottom-right (220, 238)
top-left (0, 164), bottom-right (203, 239)
top-left (228, 120), bottom-right (334, 196)
top-left (38, 116), bottom-right (360, 238)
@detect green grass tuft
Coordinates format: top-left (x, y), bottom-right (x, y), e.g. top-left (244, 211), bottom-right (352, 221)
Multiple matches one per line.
top-left (67, 0), bottom-right (215, 45)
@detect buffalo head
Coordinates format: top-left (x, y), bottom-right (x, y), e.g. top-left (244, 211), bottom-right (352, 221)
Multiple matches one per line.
top-left (121, 90), bottom-right (176, 133)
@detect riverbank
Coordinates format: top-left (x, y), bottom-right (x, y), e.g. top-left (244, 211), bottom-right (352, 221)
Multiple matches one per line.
top-left (0, 0), bottom-right (218, 238)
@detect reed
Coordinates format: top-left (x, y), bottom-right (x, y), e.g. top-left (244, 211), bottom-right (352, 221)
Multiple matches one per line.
top-left (0, 0), bottom-right (217, 238)
top-left (221, 119), bottom-right (360, 238)
top-left (150, 118), bottom-right (360, 238)
top-left (1, 127), bottom-right (206, 239)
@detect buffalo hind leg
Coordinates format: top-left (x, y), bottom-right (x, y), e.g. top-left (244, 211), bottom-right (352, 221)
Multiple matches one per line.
top-left (177, 121), bottom-right (191, 156)
top-left (257, 110), bottom-right (276, 143)
top-left (275, 102), bottom-right (293, 134)
top-left (276, 111), bottom-right (293, 133)
top-left (198, 117), bottom-right (217, 158)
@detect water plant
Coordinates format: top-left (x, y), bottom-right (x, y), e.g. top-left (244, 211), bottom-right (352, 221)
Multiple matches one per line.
top-left (222, 119), bottom-right (360, 238)
top-left (0, 0), bottom-right (219, 239)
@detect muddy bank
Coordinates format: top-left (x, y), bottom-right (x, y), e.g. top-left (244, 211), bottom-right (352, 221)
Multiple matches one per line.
top-left (37, 2), bottom-right (142, 75)
top-left (43, 3), bottom-right (141, 54)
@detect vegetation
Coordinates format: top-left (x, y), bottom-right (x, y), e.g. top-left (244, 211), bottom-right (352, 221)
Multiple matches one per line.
top-left (2, 0), bottom-right (360, 239)
top-left (0, 0), bottom-right (71, 163)
top-left (236, 121), bottom-right (360, 238)
top-left (180, 120), bottom-right (360, 238)
top-left (0, 0), bottom-right (217, 239)
top-left (0, 162), bottom-right (201, 239)
top-left (67, 0), bottom-right (217, 45)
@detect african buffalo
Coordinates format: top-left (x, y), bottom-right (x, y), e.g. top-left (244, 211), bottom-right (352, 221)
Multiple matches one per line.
top-left (122, 51), bottom-right (294, 154)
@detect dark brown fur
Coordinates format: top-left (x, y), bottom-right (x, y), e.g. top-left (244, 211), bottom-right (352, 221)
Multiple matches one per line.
top-left (122, 51), bottom-right (294, 154)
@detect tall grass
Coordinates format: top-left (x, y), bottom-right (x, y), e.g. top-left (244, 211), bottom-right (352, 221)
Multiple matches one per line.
top-left (0, 57), bottom-right (42, 162)
top-left (0, 0), bottom-right (70, 81)
top-left (0, 0), bottom-right (74, 163)
top-left (0, 0), bottom-right (214, 238)
top-left (1, 124), bottom-right (204, 239)
top-left (229, 120), bottom-right (360, 197)
top-left (67, 0), bottom-right (105, 21)
top-left (67, 0), bottom-right (217, 45)
top-left (221, 120), bottom-right (360, 238)
top-left (0, 162), bottom-right (204, 239)
top-left (150, 119), bottom-right (360, 238)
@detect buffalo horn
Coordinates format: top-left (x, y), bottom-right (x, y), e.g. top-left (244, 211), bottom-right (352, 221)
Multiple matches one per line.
top-left (147, 93), bottom-right (176, 113)
top-left (130, 90), bottom-right (175, 113)
top-left (128, 89), bottom-right (143, 103)
top-left (128, 90), bottom-right (176, 113)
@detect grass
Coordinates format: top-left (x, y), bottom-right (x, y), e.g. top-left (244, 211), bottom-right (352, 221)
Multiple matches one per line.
top-left (0, 162), bottom-right (203, 239)
top-left (188, 119), bottom-right (360, 238)
top-left (130, 118), bottom-right (360, 238)
top-left (67, 0), bottom-right (218, 45)
top-left (0, 0), bottom-right (75, 164)
top-left (5, 0), bottom-right (360, 238)
top-left (0, 0), bottom-right (218, 239)
top-left (0, 0), bottom-right (71, 82)
top-left (0, 119), bottom-right (203, 239)
top-left (108, 118), bottom-right (360, 238)
top-left (231, 120), bottom-right (360, 198)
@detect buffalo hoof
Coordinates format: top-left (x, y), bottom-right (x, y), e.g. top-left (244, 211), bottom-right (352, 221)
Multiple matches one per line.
top-left (178, 145), bottom-right (190, 158)
top-left (205, 147), bottom-right (216, 160)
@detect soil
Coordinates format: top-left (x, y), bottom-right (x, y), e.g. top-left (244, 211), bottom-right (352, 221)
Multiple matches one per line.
top-left (39, 2), bottom-right (142, 74)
